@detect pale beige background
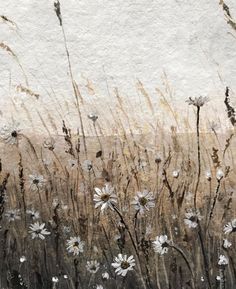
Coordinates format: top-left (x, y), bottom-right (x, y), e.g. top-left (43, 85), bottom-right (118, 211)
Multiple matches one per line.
top-left (0, 0), bottom-right (236, 135)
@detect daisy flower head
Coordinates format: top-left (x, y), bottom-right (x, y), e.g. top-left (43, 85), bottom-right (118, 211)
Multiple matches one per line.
top-left (67, 159), bottom-right (78, 170)
top-left (26, 208), bottom-right (40, 220)
top-left (223, 219), bottom-right (236, 234)
top-left (87, 113), bottom-right (98, 122)
top-left (172, 170), bottom-right (179, 178)
top-left (20, 256), bottom-right (26, 263)
top-left (43, 137), bottom-right (55, 151)
top-left (102, 272), bottom-right (109, 280)
top-left (5, 209), bottom-right (21, 222)
top-left (216, 169), bottom-right (224, 181)
top-left (52, 276), bottom-right (59, 283)
top-left (186, 96), bottom-right (209, 107)
top-left (218, 255), bottom-right (229, 266)
top-left (29, 222), bottom-right (50, 240)
top-left (131, 190), bottom-right (155, 214)
top-left (223, 239), bottom-right (232, 249)
top-left (86, 260), bottom-right (100, 274)
top-left (205, 170), bottom-right (212, 181)
top-left (111, 254), bottom-right (135, 277)
top-left (82, 159), bottom-right (93, 172)
top-left (66, 236), bottom-right (85, 256)
top-left (0, 122), bottom-right (21, 145)
top-left (153, 235), bottom-right (169, 255)
top-left (29, 174), bottom-right (45, 191)
top-left (184, 209), bottom-right (202, 228)
top-left (93, 184), bottom-right (117, 212)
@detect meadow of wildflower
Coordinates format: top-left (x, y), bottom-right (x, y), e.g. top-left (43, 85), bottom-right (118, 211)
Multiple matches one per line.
top-left (0, 1), bottom-right (236, 289)
top-left (0, 87), bottom-right (235, 289)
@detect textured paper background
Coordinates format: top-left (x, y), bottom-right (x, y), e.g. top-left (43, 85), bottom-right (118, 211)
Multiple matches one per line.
top-left (0, 0), bottom-right (236, 134)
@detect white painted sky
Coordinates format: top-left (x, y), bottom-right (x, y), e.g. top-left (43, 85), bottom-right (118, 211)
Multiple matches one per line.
top-left (0, 0), bottom-right (236, 134)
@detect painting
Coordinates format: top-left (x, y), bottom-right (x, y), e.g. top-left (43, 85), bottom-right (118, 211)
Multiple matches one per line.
top-left (0, 1), bottom-right (236, 288)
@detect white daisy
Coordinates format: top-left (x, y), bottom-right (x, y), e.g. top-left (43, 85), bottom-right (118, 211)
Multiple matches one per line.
top-left (94, 184), bottom-right (117, 211)
top-left (67, 159), bottom-right (78, 169)
top-left (66, 236), bottom-right (85, 256)
top-left (29, 222), bottom-right (50, 240)
top-left (63, 226), bottom-right (71, 234)
top-left (205, 171), bottom-right (212, 181)
top-left (218, 255), bottom-right (229, 266)
top-left (82, 159), bottom-right (93, 171)
top-left (153, 235), bottom-right (169, 255)
top-left (223, 239), bottom-right (232, 249)
top-left (96, 285), bottom-right (103, 289)
top-left (102, 272), bottom-right (109, 280)
top-left (0, 122), bottom-right (21, 145)
top-left (216, 169), bottom-right (224, 181)
top-left (86, 260), bottom-right (100, 274)
top-left (184, 209), bottom-right (202, 228)
top-left (131, 190), bottom-right (155, 214)
top-left (26, 209), bottom-right (40, 220)
top-left (43, 137), bottom-right (55, 151)
top-left (29, 174), bottom-right (45, 191)
top-left (172, 170), bottom-right (179, 178)
top-left (87, 113), bottom-right (98, 122)
top-left (5, 209), bottom-right (21, 222)
top-left (20, 256), bottom-right (26, 263)
top-left (52, 276), bottom-right (59, 283)
top-left (111, 254), bottom-right (135, 277)
top-left (186, 96), bottom-right (209, 107)
top-left (223, 219), bottom-right (236, 234)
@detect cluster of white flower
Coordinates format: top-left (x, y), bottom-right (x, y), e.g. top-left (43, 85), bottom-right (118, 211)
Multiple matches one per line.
top-left (94, 184), bottom-right (155, 215)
